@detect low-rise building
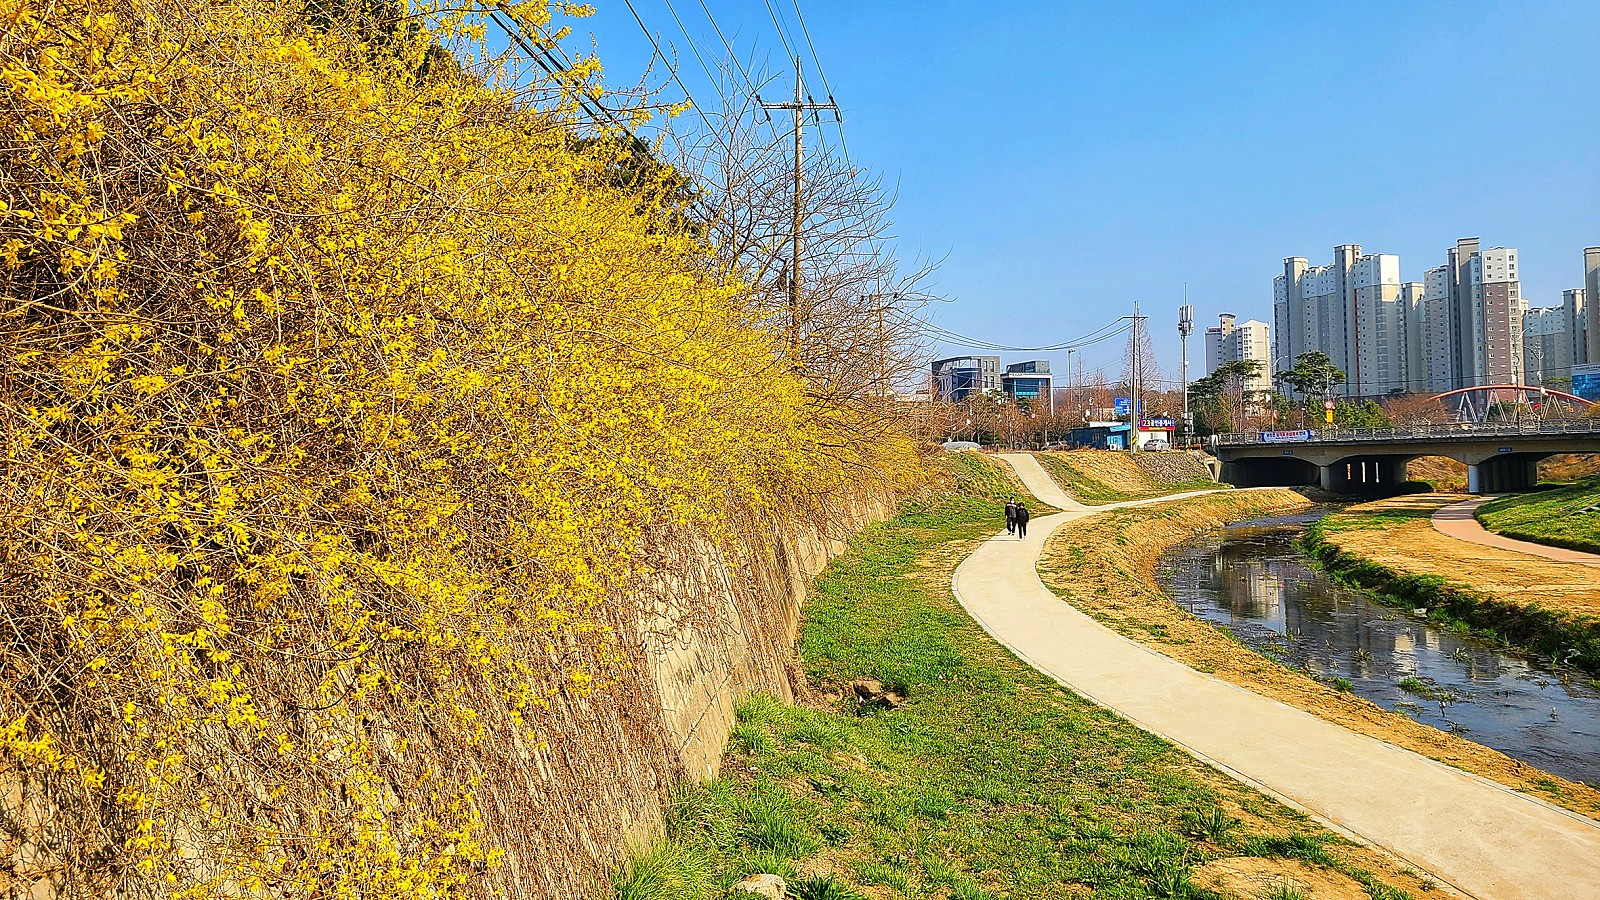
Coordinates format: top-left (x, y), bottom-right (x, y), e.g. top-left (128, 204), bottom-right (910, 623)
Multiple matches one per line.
top-left (1001, 360), bottom-right (1053, 411)
top-left (930, 354), bottom-right (1000, 402)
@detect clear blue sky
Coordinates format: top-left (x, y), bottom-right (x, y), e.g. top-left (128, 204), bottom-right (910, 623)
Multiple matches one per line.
top-left (529, 0), bottom-right (1599, 384)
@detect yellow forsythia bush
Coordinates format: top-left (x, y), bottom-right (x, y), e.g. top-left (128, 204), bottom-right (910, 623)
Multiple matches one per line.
top-left (0, 0), bottom-right (920, 896)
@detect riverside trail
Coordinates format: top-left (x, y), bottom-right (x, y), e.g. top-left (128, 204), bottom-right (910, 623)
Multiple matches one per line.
top-left (951, 453), bottom-right (1600, 900)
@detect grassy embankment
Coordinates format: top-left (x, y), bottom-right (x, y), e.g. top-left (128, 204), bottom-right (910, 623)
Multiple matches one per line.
top-left (1035, 492), bottom-right (1600, 820)
top-left (614, 455), bottom-right (1421, 900)
top-left (1303, 495), bottom-right (1600, 678)
top-left (1035, 451), bottom-right (1219, 505)
top-left (1476, 477), bottom-right (1600, 555)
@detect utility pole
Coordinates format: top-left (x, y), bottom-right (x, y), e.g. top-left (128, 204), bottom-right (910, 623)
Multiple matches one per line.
top-left (760, 58), bottom-right (839, 363)
top-left (1179, 293), bottom-right (1194, 446)
top-left (1067, 347), bottom-right (1076, 418)
top-left (1130, 300), bottom-right (1143, 452)
top-left (861, 291), bottom-right (900, 410)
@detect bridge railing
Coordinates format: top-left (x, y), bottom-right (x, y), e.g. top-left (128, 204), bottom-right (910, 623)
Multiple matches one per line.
top-left (1213, 419), bottom-right (1600, 446)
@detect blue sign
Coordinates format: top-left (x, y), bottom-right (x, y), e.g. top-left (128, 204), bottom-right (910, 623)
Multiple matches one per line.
top-left (1140, 417), bottom-right (1176, 428)
top-left (1114, 397), bottom-right (1131, 415)
top-left (1573, 366), bottom-right (1600, 402)
top-left (1498, 446), bottom-right (1514, 454)
top-left (1260, 430), bottom-right (1312, 443)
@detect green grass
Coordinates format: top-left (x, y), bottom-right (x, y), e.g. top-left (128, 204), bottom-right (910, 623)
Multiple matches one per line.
top-left (611, 455), bottom-right (1408, 900)
top-left (1397, 677), bottom-right (1453, 703)
top-left (1476, 477), bottom-right (1600, 555)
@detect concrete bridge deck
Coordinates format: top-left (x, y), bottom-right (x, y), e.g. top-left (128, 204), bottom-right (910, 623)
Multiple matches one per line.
top-left (1211, 421), bottom-right (1600, 493)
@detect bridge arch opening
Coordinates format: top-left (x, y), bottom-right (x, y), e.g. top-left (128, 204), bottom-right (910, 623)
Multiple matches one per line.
top-left (1318, 454), bottom-right (1416, 494)
top-left (1221, 456), bottom-right (1318, 488)
top-left (1468, 452), bottom-right (1551, 493)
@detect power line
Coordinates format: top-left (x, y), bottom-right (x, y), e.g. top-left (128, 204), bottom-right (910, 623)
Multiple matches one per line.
top-left (926, 317), bottom-right (1134, 353)
top-left (695, 0), bottom-right (760, 95)
top-left (761, 0), bottom-right (799, 60)
top-left (659, 0), bottom-right (730, 104)
top-left (620, 0), bottom-right (737, 162)
top-left (788, 0), bottom-right (849, 166)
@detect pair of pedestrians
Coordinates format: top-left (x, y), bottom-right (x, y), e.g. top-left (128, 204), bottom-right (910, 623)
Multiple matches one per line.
top-left (1004, 498), bottom-right (1030, 538)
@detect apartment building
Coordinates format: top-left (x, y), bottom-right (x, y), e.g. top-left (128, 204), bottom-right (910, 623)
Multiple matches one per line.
top-left (1350, 253), bottom-right (1409, 395)
top-left (1274, 238), bottom-right (1527, 398)
top-left (1587, 248), bottom-right (1600, 366)
top-left (1205, 313), bottom-right (1272, 393)
top-left (1522, 306), bottom-right (1570, 387)
top-left (1417, 265), bottom-right (1456, 393)
top-left (1563, 288), bottom-right (1587, 368)
top-left (1473, 246), bottom-right (1523, 386)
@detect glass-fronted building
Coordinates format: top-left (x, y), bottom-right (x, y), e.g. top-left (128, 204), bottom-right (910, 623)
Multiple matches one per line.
top-left (1002, 360), bottom-right (1052, 411)
top-left (931, 355), bottom-right (1001, 402)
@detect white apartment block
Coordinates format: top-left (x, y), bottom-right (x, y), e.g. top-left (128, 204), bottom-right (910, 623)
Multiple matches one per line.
top-left (1205, 313), bottom-right (1272, 394)
top-left (1417, 266), bottom-right (1456, 393)
top-left (1350, 253), bottom-right (1408, 396)
top-left (1472, 246), bottom-right (1522, 386)
top-left (1275, 239), bottom-right (1530, 398)
top-left (1522, 306), bottom-right (1570, 387)
top-left (1564, 288), bottom-right (1588, 368)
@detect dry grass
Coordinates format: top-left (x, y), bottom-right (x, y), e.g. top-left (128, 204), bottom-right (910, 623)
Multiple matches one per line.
top-left (1035, 450), bottom-right (1217, 504)
top-left (1037, 491), bottom-right (1600, 821)
top-left (1325, 495), bottom-right (1600, 620)
top-left (1540, 453), bottom-right (1600, 483)
top-left (1407, 456), bottom-right (1467, 492)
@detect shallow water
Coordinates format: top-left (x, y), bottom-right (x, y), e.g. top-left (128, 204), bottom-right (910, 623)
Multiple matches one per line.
top-left (1156, 513), bottom-right (1600, 785)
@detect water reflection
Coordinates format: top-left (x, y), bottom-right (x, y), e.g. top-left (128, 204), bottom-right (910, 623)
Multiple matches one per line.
top-left (1158, 513), bottom-right (1600, 785)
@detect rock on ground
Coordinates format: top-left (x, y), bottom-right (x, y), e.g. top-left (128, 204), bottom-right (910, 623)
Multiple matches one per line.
top-left (730, 873), bottom-right (787, 899)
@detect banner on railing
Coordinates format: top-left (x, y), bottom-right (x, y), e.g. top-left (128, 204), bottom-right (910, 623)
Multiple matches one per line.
top-left (1260, 430), bottom-right (1313, 443)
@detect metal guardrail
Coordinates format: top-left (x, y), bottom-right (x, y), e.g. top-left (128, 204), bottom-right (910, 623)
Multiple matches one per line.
top-left (1214, 420), bottom-right (1600, 447)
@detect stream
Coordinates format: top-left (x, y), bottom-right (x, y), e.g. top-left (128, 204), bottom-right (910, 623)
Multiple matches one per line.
top-left (1156, 512), bottom-right (1600, 786)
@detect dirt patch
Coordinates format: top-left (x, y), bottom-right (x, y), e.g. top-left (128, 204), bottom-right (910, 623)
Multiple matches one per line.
top-left (1192, 857), bottom-right (1373, 900)
top-left (1324, 494), bottom-right (1600, 620)
top-left (1037, 491), bottom-right (1600, 821)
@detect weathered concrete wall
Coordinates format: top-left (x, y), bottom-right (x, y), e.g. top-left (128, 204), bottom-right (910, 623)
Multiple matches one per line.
top-left (475, 494), bottom-right (898, 900)
top-left (0, 495), bottom-right (896, 900)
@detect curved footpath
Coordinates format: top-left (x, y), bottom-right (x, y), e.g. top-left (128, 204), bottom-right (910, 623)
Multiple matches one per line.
top-left (952, 453), bottom-right (1600, 900)
top-left (1432, 496), bottom-right (1600, 566)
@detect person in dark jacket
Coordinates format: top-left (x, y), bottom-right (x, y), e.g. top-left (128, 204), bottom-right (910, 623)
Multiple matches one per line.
top-left (1014, 502), bottom-right (1030, 538)
top-left (1004, 499), bottom-right (1018, 535)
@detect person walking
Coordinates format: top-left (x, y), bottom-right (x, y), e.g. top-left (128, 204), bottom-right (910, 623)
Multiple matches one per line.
top-left (1014, 502), bottom-right (1030, 539)
top-left (1004, 499), bottom-right (1018, 535)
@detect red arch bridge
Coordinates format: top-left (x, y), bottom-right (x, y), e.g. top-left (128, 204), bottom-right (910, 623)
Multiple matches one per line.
top-left (1211, 417), bottom-right (1600, 494)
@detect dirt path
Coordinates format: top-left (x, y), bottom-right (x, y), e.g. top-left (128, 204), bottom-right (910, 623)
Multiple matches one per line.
top-left (952, 453), bottom-right (1600, 900)
top-left (1433, 497), bottom-right (1600, 566)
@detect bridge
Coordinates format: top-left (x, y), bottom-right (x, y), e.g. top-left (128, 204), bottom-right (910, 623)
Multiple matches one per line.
top-left (1209, 420), bottom-right (1600, 493)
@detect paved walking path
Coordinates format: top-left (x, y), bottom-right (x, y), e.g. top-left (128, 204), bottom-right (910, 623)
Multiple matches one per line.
top-left (951, 454), bottom-right (1600, 900)
top-left (1432, 496), bottom-right (1600, 566)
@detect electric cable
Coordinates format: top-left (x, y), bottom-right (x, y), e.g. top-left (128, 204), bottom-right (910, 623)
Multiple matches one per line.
top-left (788, 0), bottom-right (850, 166)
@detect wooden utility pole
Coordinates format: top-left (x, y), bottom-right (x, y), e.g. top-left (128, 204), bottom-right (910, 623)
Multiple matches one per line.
top-left (760, 58), bottom-right (838, 362)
